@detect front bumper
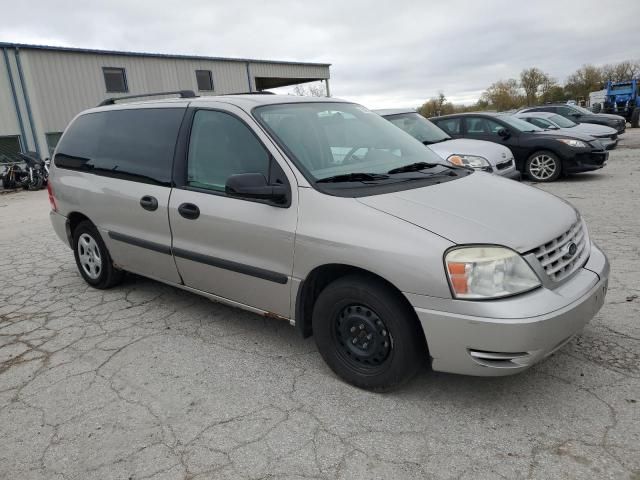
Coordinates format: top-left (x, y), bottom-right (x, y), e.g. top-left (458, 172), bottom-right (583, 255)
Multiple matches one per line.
top-left (408, 242), bottom-right (609, 376)
top-left (499, 169), bottom-right (522, 181)
top-left (564, 150), bottom-right (608, 173)
top-left (598, 138), bottom-right (618, 150)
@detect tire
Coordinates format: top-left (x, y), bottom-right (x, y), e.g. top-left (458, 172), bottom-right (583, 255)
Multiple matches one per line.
top-left (312, 274), bottom-right (426, 391)
top-left (592, 103), bottom-right (601, 113)
top-left (525, 151), bottom-right (562, 182)
top-left (27, 174), bottom-right (44, 191)
top-left (631, 108), bottom-right (640, 129)
top-left (72, 220), bottom-right (124, 289)
top-left (1, 177), bottom-right (16, 189)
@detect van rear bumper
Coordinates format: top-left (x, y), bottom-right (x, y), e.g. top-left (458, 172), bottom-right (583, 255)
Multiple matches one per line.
top-left (409, 243), bottom-right (609, 376)
top-left (50, 210), bottom-right (71, 248)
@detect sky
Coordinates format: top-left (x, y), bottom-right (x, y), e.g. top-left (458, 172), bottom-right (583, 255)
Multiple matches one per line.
top-left (1, 0), bottom-right (639, 109)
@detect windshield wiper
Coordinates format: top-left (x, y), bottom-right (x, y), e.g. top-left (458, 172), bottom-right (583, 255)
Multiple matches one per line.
top-left (422, 138), bottom-right (449, 145)
top-left (316, 172), bottom-right (390, 183)
top-left (387, 162), bottom-right (448, 174)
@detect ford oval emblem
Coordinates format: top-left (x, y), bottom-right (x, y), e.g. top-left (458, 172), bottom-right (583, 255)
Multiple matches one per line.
top-left (562, 242), bottom-right (578, 259)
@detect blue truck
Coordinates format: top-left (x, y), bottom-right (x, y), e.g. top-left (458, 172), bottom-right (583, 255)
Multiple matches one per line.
top-left (603, 79), bottom-right (640, 128)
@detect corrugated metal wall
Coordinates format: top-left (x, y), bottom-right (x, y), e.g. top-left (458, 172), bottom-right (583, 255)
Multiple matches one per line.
top-left (0, 52), bottom-right (22, 137)
top-left (0, 46), bottom-right (330, 156)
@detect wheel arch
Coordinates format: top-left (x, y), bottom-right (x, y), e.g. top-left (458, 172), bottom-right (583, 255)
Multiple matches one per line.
top-left (66, 211), bottom-right (93, 245)
top-left (294, 263), bottom-right (422, 341)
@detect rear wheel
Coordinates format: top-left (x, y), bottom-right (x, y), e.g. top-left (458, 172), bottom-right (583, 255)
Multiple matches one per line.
top-left (312, 274), bottom-right (426, 391)
top-left (631, 108), bottom-right (640, 128)
top-left (525, 151), bottom-right (562, 182)
top-left (73, 220), bottom-right (124, 289)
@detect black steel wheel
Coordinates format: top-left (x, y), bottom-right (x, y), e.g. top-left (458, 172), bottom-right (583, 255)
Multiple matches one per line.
top-left (312, 274), bottom-right (426, 391)
top-left (334, 304), bottom-right (392, 370)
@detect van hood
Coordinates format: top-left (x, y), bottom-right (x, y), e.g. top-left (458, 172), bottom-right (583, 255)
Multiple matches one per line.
top-left (357, 172), bottom-right (578, 253)
top-left (428, 138), bottom-right (512, 166)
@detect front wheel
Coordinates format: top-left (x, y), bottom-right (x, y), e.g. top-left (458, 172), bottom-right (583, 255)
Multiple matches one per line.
top-left (525, 151), bottom-right (562, 182)
top-left (312, 274), bottom-right (426, 391)
top-left (73, 220), bottom-right (124, 289)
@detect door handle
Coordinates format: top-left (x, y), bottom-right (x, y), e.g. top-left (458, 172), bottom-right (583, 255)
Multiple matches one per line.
top-left (178, 203), bottom-right (200, 220)
top-left (140, 195), bottom-right (158, 211)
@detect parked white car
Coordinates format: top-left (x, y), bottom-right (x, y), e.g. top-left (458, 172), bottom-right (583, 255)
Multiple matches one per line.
top-left (515, 111), bottom-right (618, 150)
top-left (376, 109), bottom-right (520, 180)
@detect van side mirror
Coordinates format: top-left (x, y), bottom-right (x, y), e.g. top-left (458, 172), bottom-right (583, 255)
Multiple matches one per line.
top-left (497, 128), bottom-right (510, 138)
top-left (225, 173), bottom-right (288, 203)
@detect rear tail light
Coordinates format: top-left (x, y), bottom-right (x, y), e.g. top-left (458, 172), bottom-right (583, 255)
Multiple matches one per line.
top-left (47, 182), bottom-right (57, 212)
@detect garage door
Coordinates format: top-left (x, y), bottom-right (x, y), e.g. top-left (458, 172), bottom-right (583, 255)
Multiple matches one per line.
top-left (0, 136), bottom-right (21, 163)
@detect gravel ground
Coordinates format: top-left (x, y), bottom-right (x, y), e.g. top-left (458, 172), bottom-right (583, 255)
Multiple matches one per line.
top-left (0, 133), bottom-right (639, 480)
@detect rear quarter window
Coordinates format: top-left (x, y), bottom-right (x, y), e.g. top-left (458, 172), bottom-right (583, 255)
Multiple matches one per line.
top-left (55, 108), bottom-right (185, 185)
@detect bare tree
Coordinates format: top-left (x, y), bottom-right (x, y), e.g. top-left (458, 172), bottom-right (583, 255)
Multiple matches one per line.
top-left (520, 68), bottom-right (549, 106)
top-left (601, 60), bottom-right (640, 82)
top-left (292, 82), bottom-right (326, 97)
top-left (564, 64), bottom-right (604, 99)
top-left (481, 79), bottom-right (522, 111)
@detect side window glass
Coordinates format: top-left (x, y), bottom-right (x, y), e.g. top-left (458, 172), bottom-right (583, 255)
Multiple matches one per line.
top-left (187, 110), bottom-right (270, 192)
top-left (466, 117), bottom-right (487, 134)
top-left (557, 106), bottom-right (574, 116)
top-left (484, 119), bottom-right (504, 134)
top-left (54, 109), bottom-right (184, 185)
top-left (436, 118), bottom-right (460, 135)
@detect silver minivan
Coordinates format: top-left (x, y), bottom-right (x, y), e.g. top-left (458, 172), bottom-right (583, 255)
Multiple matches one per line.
top-left (49, 93), bottom-right (609, 390)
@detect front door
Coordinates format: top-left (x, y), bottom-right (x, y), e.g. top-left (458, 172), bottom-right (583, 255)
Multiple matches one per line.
top-left (462, 116), bottom-right (524, 164)
top-left (168, 105), bottom-right (298, 318)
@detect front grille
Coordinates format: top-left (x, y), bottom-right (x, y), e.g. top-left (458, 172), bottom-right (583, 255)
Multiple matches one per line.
top-left (496, 159), bottom-right (513, 170)
top-left (533, 220), bottom-right (589, 282)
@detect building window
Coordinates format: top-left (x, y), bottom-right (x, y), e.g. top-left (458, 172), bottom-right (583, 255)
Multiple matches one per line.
top-left (195, 70), bottom-right (214, 91)
top-left (46, 132), bottom-right (63, 157)
top-left (103, 67), bottom-right (128, 93)
top-left (0, 136), bottom-right (22, 163)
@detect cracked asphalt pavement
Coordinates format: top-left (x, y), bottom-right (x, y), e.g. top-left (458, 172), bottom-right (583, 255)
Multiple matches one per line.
top-left (1, 133), bottom-right (639, 479)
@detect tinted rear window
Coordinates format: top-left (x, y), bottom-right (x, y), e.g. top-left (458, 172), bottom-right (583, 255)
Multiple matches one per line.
top-left (55, 108), bottom-right (185, 185)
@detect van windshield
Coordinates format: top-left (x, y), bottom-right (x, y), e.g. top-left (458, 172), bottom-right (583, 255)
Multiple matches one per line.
top-left (254, 102), bottom-right (450, 183)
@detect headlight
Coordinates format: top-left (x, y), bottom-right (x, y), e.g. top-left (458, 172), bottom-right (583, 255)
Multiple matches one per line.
top-left (445, 246), bottom-right (540, 299)
top-left (447, 154), bottom-right (490, 169)
top-left (556, 138), bottom-right (587, 148)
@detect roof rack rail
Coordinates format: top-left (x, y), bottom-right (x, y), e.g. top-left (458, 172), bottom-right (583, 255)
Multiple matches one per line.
top-left (221, 91), bottom-right (275, 96)
top-left (97, 90), bottom-right (197, 107)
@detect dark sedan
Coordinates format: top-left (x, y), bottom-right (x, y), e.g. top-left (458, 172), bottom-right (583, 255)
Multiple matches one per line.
top-left (517, 104), bottom-right (626, 134)
top-left (430, 112), bottom-right (608, 182)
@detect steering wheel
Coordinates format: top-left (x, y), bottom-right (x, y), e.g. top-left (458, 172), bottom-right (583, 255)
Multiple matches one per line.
top-left (342, 147), bottom-right (367, 164)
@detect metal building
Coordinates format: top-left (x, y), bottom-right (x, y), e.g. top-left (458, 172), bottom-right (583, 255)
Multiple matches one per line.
top-left (0, 42), bottom-right (331, 160)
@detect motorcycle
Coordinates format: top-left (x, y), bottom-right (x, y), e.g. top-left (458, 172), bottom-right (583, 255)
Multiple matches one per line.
top-left (1, 152), bottom-right (48, 190)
